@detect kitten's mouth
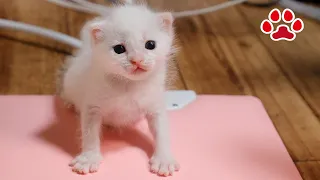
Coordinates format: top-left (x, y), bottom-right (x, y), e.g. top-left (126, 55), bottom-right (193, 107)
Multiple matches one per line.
top-left (130, 66), bottom-right (148, 74)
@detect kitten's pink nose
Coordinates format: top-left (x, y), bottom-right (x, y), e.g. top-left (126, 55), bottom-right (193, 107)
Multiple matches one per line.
top-left (130, 59), bottom-right (143, 66)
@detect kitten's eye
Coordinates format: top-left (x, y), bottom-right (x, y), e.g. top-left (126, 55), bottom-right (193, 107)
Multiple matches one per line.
top-left (145, 40), bottom-right (156, 50)
top-left (113, 44), bottom-right (126, 54)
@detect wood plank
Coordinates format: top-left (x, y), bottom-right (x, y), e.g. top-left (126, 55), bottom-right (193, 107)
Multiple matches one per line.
top-left (0, 0), bottom-right (72, 52)
top-left (204, 7), bottom-right (320, 161)
top-left (0, 38), bottom-right (65, 94)
top-left (237, 5), bottom-right (320, 33)
top-left (202, 4), bottom-right (320, 161)
top-left (296, 161), bottom-right (320, 180)
top-left (147, 0), bottom-right (255, 36)
top-left (147, 0), bottom-right (220, 12)
top-left (215, 34), bottom-right (320, 161)
top-left (173, 3), bottom-right (320, 161)
top-left (236, 5), bottom-right (320, 161)
top-left (256, 33), bottom-right (320, 117)
top-left (238, 5), bottom-right (320, 118)
top-left (175, 4), bottom-right (253, 36)
top-left (175, 32), bottom-right (244, 94)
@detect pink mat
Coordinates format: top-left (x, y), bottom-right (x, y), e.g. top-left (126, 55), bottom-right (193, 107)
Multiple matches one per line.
top-left (0, 95), bottom-right (302, 180)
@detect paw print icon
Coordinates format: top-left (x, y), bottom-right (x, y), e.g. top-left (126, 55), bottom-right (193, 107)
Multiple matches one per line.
top-left (260, 8), bottom-right (304, 41)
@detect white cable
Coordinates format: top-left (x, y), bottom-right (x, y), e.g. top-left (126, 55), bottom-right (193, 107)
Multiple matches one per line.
top-left (0, 0), bottom-right (249, 48)
top-left (0, 19), bottom-right (82, 48)
top-left (46, 0), bottom-right (102, 14)
top-left (71, 0), bottom-right (110, 14)
top-left (279, 0), bottom-right (320, 21)
top-left (173, 0), bottom-right (247, 18)
top-left (47, 0), bottom-right (248, 18)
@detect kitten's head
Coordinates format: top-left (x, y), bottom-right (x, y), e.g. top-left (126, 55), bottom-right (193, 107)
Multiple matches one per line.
top-left (85, 4), bottom-right (175, 81)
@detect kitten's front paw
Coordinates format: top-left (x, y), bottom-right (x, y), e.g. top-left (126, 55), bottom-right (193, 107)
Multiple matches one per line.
top-left (149, 154), bottom-right (180, 176)
top-left (69, 151), bottom-right (103, 174)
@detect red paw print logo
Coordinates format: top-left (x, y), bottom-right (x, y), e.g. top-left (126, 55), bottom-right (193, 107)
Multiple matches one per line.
top-left (260, 8), bottom-right (304, 41)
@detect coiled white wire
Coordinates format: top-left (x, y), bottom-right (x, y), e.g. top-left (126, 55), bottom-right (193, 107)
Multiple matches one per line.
top-left (279, 0), bottom-right (320, 22)
top-left (47, 0), bottom-right (248, 17)
top-left (0, 0), bottom-right (248, 48)
top-left (0, 19), bottom-right (82, 48)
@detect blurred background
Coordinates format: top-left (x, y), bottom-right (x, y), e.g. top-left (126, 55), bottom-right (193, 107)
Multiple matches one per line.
top-left (0, 0), bottom-right (320, 179)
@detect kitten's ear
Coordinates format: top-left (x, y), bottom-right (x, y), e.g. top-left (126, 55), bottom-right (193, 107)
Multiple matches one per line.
top-left (88, 20), bottom-right (106, 45)
top-left (158, 12), bottom-right (174, 32)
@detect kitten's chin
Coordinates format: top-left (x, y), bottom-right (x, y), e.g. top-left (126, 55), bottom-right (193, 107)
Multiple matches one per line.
top-left (126, 71), bottom-right (151, 81)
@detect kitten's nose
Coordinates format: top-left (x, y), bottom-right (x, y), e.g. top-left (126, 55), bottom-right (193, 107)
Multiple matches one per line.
top-left (130, 59), bottom-right (143, 66)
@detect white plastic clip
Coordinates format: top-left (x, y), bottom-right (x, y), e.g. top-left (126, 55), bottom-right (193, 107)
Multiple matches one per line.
top-left (165, 90), bottom-right (197, 110)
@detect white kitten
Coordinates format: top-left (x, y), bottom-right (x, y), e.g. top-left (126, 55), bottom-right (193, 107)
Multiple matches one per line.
top-left (58, 3), bottom-right (179, 177)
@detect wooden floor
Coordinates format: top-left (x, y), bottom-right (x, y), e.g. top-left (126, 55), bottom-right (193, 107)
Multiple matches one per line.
top-left (1, 0), bottom-right (320, 179)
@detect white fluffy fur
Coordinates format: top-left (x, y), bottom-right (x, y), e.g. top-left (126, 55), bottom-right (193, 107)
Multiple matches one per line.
top-left (59, 3), bottom-right (179, 176)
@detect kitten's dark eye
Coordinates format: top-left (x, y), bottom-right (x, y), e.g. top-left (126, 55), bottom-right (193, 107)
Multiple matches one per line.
top-left (145, 40), bottom-right (156, 50)
top-left (113, 44), bottom-right (126, 54)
